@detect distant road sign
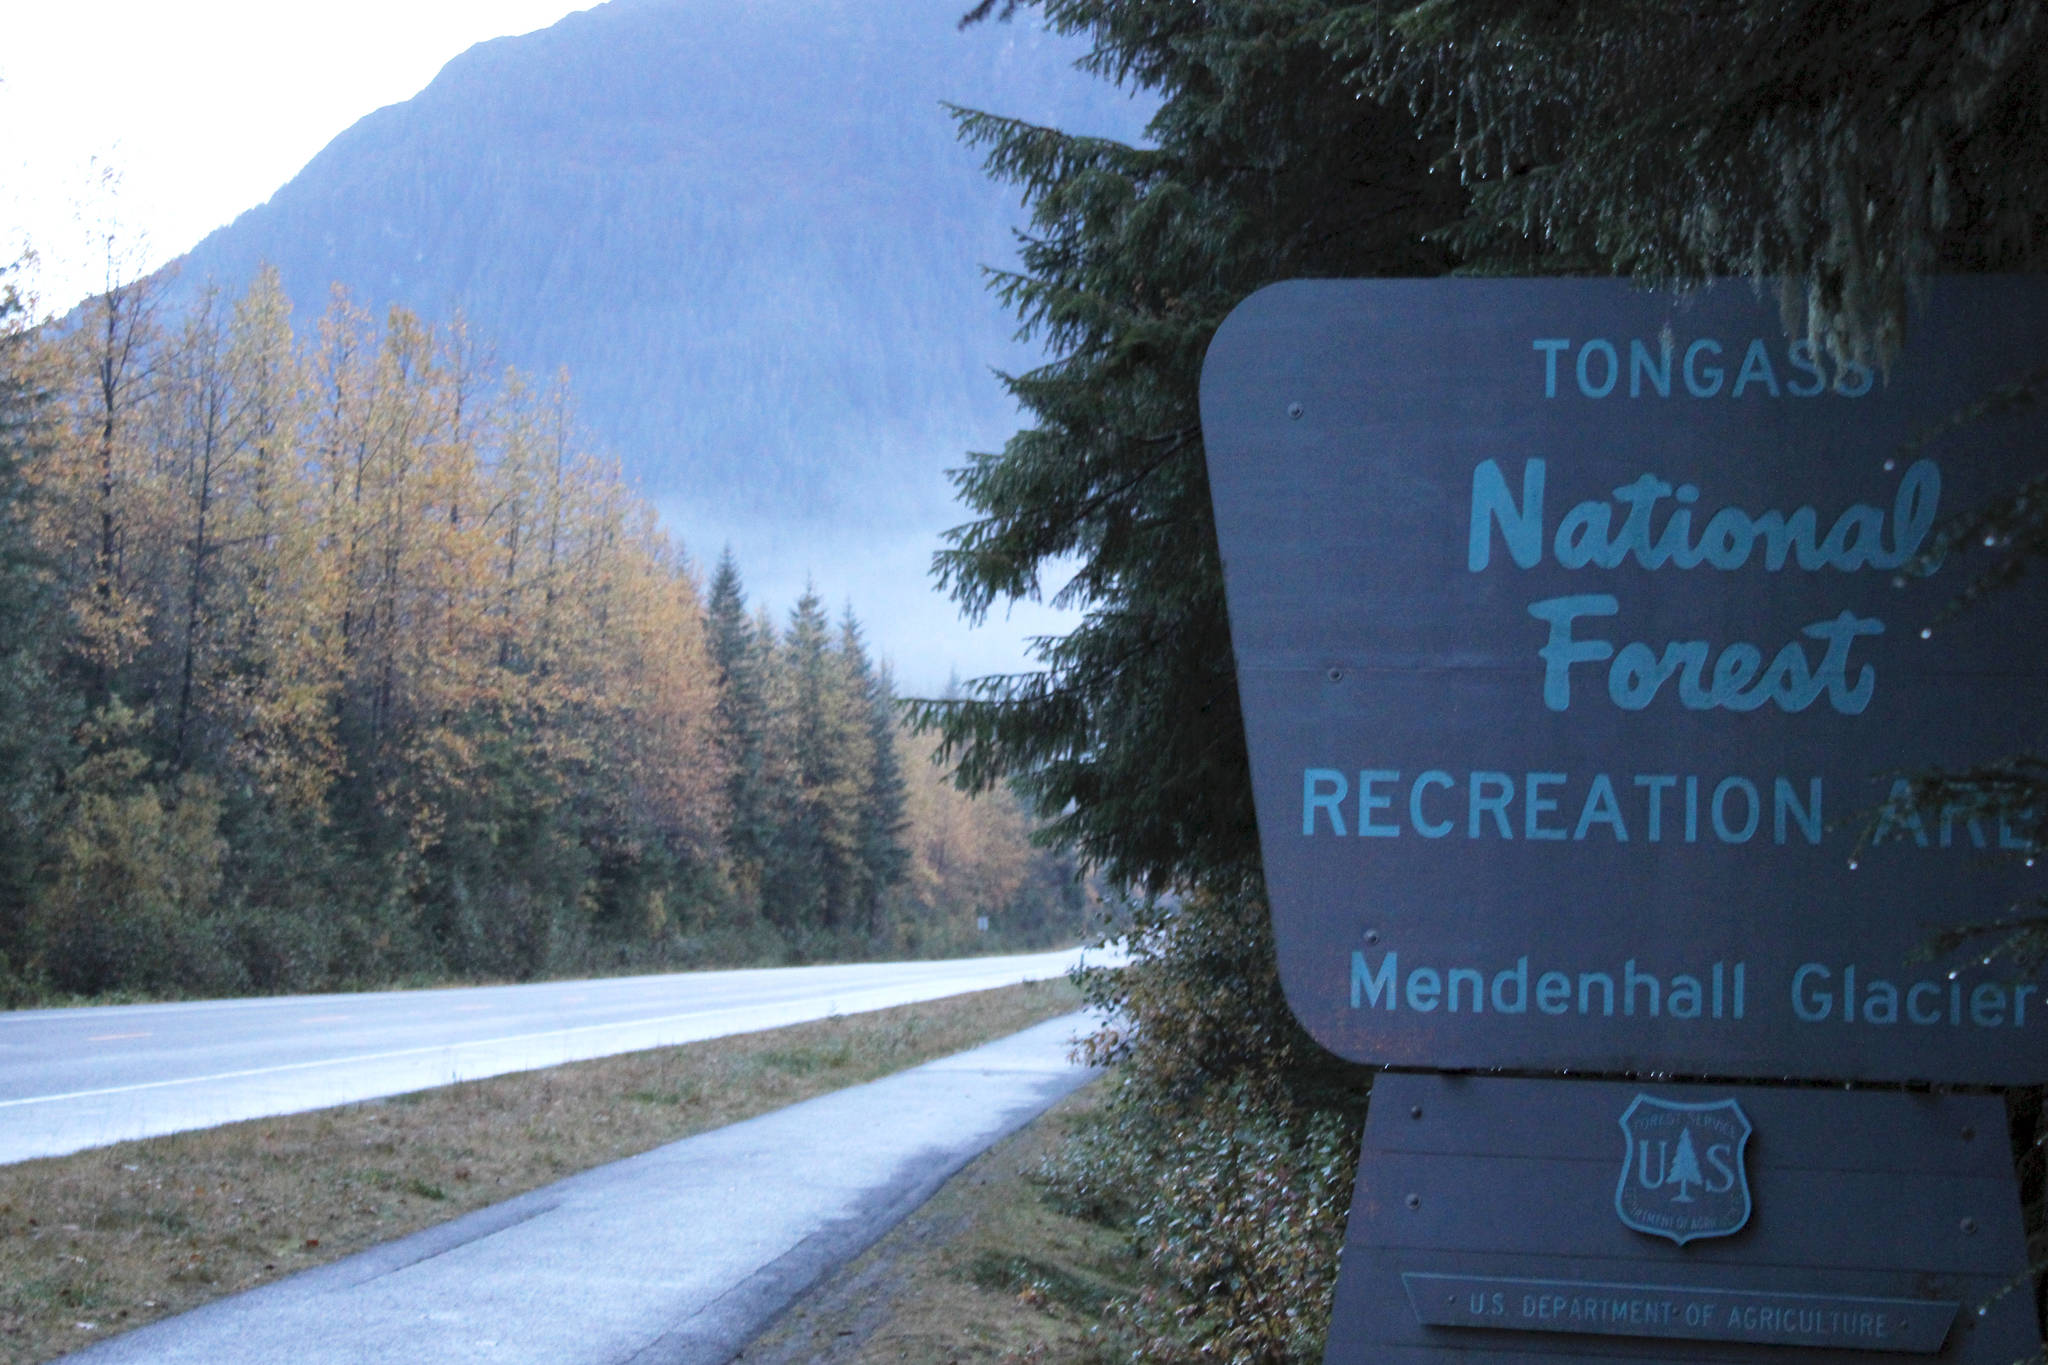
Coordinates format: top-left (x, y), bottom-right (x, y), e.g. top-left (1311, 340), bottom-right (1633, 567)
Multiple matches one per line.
top-left (1200, 278), bottom-right (2048, 1082)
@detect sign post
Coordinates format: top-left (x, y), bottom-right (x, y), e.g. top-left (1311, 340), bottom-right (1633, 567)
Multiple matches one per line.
top-left (1198, 278), bottom-right (2048, 1360)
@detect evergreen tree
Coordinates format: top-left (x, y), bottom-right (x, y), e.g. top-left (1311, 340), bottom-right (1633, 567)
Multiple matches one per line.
top-left (707, 549), bottom-right (775, 906)
top-left (839, 609), bottom-right (910, 937)
top-left (1326, 1), bottom-right (2047, 359)
top-left (1667, 1129), bottom-right (1703, 1203)
top-left (915, 0), bottom-right (1456, 1086)
top-left (768, 585), bottom-right (866, 937)
top-left (920, 14), bottom-right (2045, 1347)
top-left (749, 599), bottom-right (798, 930)
top-left (762, 590), bottom-right (825, 934)
top-left (922, 1), bottom-right (1452, 893)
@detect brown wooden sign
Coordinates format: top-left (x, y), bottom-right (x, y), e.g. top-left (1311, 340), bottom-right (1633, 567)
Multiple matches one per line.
top-left (1199, 277), bottom-right (2048, 1083)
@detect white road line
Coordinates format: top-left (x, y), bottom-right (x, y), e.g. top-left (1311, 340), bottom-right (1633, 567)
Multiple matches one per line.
top-left (0, 1003), bottom-right (853, 1108)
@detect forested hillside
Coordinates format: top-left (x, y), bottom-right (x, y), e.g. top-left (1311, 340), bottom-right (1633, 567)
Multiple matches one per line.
top-left (168, 0), bottom-right (1151, 687)
top-left (0, 268), bottom-right (1088, 1005)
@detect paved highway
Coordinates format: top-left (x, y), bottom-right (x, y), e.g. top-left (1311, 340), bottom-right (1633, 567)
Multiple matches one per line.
top-left (0, 948), bottom-right (1099, 1164)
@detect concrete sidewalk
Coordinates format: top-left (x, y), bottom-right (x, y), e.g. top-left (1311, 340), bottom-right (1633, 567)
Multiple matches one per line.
top-left (58, 1012), bottom-right (1100, 1365)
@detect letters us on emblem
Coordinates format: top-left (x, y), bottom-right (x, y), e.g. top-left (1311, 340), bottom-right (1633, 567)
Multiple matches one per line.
top-left (1615, 1095), bottom-right (1754, 1244)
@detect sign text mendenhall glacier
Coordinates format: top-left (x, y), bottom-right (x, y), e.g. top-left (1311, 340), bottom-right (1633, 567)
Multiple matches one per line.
top-left (1343, 952), bottom-right (2038, 1033)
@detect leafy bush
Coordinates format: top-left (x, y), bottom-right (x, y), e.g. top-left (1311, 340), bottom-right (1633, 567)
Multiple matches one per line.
top-left (32, 726), bottom-right (227, 996)
top-left (1071, 887), bottom-right (1308, 1104)
top-left (1045, 887), bottom-right (1371, 1361)
top-left (1039, 1065), bottom-right (1365, 1364)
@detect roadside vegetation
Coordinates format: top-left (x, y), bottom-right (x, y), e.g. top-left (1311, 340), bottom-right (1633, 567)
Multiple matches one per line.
top-left (742, 1083), bottom-right (1138, 1365)
top-left (916, 3), bottom-right (2048, 1359)
top-left (742, 1064), bottom-right (1355, 1365)
top-left (0, 270), bottom-right (1092, 1009)
top-left (0, 977), bottom-right (1079, 1365)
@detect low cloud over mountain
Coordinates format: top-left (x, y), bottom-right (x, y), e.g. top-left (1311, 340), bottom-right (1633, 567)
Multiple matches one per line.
top-left (176, 0), bottom-right (1149, 690)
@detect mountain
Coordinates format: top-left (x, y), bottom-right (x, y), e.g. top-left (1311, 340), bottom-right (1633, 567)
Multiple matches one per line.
top-left (172, 0), bottom-right (1150, 691)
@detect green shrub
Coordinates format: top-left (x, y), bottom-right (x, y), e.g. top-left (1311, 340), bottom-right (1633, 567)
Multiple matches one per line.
top-left (1039, 1069), bottom-right (1364, 1364)
top-left (33, 746), bottom-right (226, 996)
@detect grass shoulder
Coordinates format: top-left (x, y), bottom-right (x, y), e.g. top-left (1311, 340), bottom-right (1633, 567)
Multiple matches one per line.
top-left (739, 1078), bottom-right (1139, 1364)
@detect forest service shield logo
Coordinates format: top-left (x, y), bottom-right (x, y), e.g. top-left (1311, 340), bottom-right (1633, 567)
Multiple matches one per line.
top-left (1614, 1095), bottom-right (1753, 1245)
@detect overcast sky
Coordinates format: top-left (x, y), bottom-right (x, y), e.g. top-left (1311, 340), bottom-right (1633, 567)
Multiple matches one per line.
top-left (3, 1), bottom-right (594, 316)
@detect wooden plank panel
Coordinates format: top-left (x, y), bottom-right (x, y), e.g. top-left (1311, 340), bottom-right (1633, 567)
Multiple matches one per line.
top-left (1364, 1073), bottom-right (2011, 1179)
top-left (1351, 1153), bottom-right (2020, 1273)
